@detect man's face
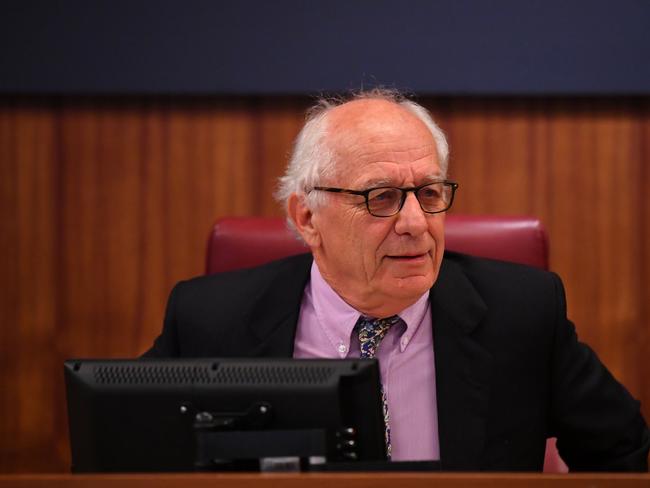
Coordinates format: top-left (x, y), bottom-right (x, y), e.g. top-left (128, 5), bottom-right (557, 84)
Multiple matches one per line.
top-left (291, 99), bottom-right (446, 318)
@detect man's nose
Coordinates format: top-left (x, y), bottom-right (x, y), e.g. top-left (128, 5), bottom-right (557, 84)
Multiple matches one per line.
top-left (394, 192), bottom-right (428, 235)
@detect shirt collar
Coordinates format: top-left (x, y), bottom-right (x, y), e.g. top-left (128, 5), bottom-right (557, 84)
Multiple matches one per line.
top-left (310, 261), bottom-right (430, 356)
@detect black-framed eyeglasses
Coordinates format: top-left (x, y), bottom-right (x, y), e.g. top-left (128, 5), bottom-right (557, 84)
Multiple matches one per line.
top-left (312, 180), bottom-right (459, 217)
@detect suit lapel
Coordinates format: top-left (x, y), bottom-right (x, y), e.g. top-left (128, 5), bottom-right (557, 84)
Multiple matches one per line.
top-left (242, 253), bottom-right (313, 358)
top-left (431, 256), bottom-right (492, 470)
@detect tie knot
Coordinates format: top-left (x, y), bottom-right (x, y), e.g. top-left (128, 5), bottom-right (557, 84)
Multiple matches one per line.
top-left (356, 315), bottom-right (401, 358)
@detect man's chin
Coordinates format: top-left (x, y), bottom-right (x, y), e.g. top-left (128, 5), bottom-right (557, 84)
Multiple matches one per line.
top-left (388, 274), bottom-right (434, 298)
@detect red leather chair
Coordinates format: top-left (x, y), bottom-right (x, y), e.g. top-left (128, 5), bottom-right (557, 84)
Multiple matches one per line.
top-left (206, 215), bottom-right (549, 274)
top-left (205, 215), bottom-right (567, 473)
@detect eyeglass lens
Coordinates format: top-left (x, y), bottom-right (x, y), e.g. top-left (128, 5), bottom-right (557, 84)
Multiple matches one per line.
top-left (367, 183), bottom-right (452, 216)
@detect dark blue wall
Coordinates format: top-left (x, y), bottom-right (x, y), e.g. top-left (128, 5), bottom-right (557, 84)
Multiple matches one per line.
top-left (2, 0), bottom-right (649, 95)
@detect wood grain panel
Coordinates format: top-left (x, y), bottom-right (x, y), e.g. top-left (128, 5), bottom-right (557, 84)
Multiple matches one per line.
top-left (0, 96), bottom-right (648, 473)
top-left (0, 103), bottom-right (60, 470)
top-left (540, 103), bottom-right (644, 391)
top-left (640, 106), bottom-right (650, 437)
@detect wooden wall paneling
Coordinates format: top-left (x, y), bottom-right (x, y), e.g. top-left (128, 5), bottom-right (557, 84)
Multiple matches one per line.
top-left (527, 104), bottom-right (553, 240)
top-left (590, 107), bottom-right (643, 392)
top-left (484, 102), bottom-right (533, 213)
top-left (133, 102), bottom-right (172, 353)
top-left (640, 101), bottom-right (650, 424)
top-left (23, 104), bottom-right (59, 471)
top-left (0, 103), bottom-right (59, 471)
top-left (164, 101), bottom-right (257, 273)
top-left (58, 103), bottom-right (102, 357)
top-left (98, 104), bottom-right (143, 356)
top-left (542, 104), bottom-right (643, 390)
top-left (56, 101), bottom-right (146, 356)
top-left (166, 103), bottom-right (208, 279)
top-left (442, 102), bottom-right (490, 215)
top-left (207, 101), bottom-right (257, 218)
top-left (445, 101), bottom-right (535, 214)
top-left (133, 100), bottom-right (259, 352)
top-left (0, 105), bottom-right (17, 413)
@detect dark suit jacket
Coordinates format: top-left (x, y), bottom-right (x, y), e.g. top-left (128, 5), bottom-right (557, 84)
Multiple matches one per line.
top-left (144, 251), bottom-right (649, 471)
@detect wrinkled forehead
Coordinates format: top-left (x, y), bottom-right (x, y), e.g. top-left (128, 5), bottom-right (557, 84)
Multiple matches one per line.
top-left (324, 99), bottom-right (440, 183)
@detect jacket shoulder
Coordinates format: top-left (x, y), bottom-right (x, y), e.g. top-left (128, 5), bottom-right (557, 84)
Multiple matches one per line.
top-left (175, 253), bottom-right (313, 298)
top-left (441, 250), bottom-right (560, 296)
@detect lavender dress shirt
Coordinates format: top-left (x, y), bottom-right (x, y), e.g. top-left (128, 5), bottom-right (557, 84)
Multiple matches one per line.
top-left (293, 262), bottom-right (440, 461)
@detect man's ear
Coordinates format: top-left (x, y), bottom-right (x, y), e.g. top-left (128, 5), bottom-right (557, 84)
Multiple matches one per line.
top-left (287, 193), bottom-right (321, 248)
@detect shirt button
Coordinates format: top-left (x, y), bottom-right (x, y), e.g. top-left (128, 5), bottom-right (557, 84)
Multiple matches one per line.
top-left (337, 343), bottom-right (348, 354)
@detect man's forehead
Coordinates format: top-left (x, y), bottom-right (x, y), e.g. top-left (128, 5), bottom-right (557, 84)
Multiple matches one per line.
top-left (323, 100), bottom-right (440, 185)
top-left (328, 100), bottom-right (434, 150)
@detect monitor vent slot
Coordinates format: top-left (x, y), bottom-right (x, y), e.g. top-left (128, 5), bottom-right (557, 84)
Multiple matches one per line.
top-left (211, 365), bottom-right (334, 385)
top-left (93, 365), bottom-right (210, 384)
top-left (92, 364), bottom-right (335, 385)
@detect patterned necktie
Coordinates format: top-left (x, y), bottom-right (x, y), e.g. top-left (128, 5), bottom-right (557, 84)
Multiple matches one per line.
top-left (355, 314), bottom-right (402, 460)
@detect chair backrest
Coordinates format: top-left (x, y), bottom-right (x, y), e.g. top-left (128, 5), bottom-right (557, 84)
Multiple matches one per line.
top-left (205, 215), bottom-right (549, 274)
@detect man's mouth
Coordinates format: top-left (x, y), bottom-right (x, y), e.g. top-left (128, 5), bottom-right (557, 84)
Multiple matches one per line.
top-left (387, 253), bottom-right (428, 261)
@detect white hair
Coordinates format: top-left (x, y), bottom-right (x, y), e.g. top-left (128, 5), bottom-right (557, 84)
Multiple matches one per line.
top-left (275, 88), bottom-right (449, 215)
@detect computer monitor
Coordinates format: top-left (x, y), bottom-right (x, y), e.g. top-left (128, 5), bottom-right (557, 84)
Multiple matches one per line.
top-left (64, 358), bottom-right (387, 472)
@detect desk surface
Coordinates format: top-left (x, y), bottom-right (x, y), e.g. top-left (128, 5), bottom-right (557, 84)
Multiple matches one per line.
top-left (0, 473), bottom-right (649, 488)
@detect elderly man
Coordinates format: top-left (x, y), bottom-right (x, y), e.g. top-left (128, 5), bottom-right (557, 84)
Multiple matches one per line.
top-left (144, 90), bottom-right (649, 471)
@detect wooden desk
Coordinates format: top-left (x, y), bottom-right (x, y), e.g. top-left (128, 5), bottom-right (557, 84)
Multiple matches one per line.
top-left (0, 473), bottom-right (649, 488)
